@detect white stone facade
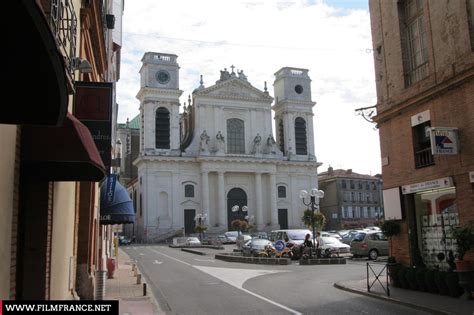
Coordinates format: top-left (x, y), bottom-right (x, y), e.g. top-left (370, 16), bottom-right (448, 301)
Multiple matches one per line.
top-left (134, 52), bottom-right (322, 241)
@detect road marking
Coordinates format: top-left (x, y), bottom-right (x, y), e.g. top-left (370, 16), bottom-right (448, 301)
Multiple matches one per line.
top-left (194, 266), bottom-right (300, 315)
top-left (150, 248), bottom-right (300, 315)
top-left (139, 253), bottom-right (145, 256)
top-left (153, 260), bottom-right (163, 264)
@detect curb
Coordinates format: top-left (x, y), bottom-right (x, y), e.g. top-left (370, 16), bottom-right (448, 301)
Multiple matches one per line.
top-left (333, 282), bottom-right (452, 315)
top-left (133, 254), bottom-right (173, 314)
top-left (215, 253), bottom-right (290, 265)
top-left (181, 248), bottom-right (206, 255)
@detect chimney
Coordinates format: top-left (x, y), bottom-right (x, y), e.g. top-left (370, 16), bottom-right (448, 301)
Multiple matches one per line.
top-left (346, 169), bottom-right (352, 174)
top-left (328, 166), bottom-right (334, 175)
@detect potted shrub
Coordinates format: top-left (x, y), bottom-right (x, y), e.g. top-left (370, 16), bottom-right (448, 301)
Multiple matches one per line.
top-left (387, 256), bottom-right (401, 287)
top-left (424, 269), bottom-right (438, 294)
top-left (380, 220), bottom-right (401, 255)
top-left (451, 221), bottom-right (474, 270)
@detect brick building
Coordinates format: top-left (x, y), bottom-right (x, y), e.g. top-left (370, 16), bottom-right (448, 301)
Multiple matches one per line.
top-left (369, 0), bottom-right (474, 267)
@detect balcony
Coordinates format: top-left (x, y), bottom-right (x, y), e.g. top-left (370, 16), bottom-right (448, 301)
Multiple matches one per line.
top-left (415, 147), bottom-right (435, 169)
top-left (40, 0), bottom-right (77, 81)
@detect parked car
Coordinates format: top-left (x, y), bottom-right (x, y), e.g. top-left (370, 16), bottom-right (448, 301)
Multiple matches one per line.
top-left (224, 231), bottom-right (239, 244)
top-left (350, 231), bottom-right (388, 260)
top-left (251, 232), bottom-right (268, 239)
top-left (340, 230), bottom-right (362, 245)
top-left (118, 235), bottom-right (131, 246)
top-left (242, 238), bottom-right (274, 257)
top-left (185, 237), bottom-right (201, 246)
top-left (270, 229), bottom-right (313, 246)
top-left (318, 236), bottom-right (350, 256)
top-left (236, 234), bottom-right (252, 248)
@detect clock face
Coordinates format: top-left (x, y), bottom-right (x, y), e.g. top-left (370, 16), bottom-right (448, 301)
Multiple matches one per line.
top-left (155, 70), bottom-right (170, 84)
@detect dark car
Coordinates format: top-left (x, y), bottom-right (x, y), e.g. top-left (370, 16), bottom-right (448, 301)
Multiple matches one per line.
top-left (118, 235), bottom-right (131, 246)
top-left (242, 239), bottom-right (274, 257)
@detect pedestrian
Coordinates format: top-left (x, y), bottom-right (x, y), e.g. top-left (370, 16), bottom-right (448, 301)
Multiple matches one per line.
top-left (316, 232), bottom-right (323, 258)
top-left (302, 233), bottom-right (313, 258)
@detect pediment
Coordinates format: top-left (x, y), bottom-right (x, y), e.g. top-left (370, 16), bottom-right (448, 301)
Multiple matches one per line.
top-left (194, 78), bottom-right (273, 103)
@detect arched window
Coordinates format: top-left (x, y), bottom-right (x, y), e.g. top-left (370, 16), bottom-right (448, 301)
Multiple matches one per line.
top-left (184, 184), bottom-right (194, 198)
top-left (294, 117), bottom-right (307, 155)
top-left (155, 107), bottom-right (170, 149)
top-left (278, 186), bottom-right (286, 198)
top-left (227, 118), bottom-right (245, 154)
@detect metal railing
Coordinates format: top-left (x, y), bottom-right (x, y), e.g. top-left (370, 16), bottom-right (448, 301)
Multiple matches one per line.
top-left (44, 0), bottom-right (77, 78)
top-left (366, 262), bottom-right (390, 296)
top-left (415, 147), bottom-right (434, 169)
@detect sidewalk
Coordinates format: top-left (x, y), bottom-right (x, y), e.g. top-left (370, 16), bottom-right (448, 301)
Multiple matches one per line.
top-left (335, 278), bottom-right (473, 315)
top-left (105, 248), bottom-right (166, 315)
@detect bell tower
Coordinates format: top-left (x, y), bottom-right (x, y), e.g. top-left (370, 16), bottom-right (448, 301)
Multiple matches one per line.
top-left (137, 52), bottom-right (183, 155)
top-left (272, 67), bottom-right (316, 160)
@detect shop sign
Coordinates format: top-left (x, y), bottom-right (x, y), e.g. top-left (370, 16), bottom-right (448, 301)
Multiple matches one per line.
top-left (470, 171), bottom-right (474, 183)
top-left (401, 177), bottom-right (453, 194)
top-left (429, 127), bottom-right (458, 155)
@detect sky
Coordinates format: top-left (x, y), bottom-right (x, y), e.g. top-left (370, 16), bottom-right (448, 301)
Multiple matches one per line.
top-left (116, 0), bottom-right (381, 175)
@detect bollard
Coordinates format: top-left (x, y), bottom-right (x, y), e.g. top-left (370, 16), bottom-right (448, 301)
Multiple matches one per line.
top-left (134, 267), bottom-right (138, 277)
top-left (136, 274), bottom-right (142, 285)
top-left (143, 283), bottom-right (147, 296)
top-left (131, 263), bottom-right (136, 272)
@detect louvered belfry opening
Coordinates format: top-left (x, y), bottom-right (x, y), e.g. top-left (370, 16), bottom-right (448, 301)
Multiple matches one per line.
top-left (295, 117), bottom-right (307, 155)
top-left (155, 107), bottom-right (170, 149)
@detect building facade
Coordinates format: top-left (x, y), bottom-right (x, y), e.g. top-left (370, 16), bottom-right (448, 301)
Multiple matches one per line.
top-left (318, 167), bottom-right (383, 230)
top-left (132, 52), bottom-right (322, 241)
top-left (0, 0), bottom-right (123, 300)
top-left (369, 0), bottom-right (474, 267)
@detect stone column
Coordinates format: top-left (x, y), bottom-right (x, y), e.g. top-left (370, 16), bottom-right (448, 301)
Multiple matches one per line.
top-left (269, 173), bottom-right (278, 226)
top-left (255, 172), bottom-right (263, 228)
top-left (217, 171), bottom-right (226, 227)
top-left (201, 171), bottom-right (210, 219)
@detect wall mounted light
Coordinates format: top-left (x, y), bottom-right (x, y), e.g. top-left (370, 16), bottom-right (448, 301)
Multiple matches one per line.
top-left (73, 57), bottom-right (93, 73)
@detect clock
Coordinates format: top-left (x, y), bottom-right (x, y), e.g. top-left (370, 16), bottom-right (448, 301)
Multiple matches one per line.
top-left (155, 70), bottom-right (170, 84)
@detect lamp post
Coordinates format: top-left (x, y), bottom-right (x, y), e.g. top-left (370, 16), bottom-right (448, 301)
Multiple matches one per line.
top-left (195, 213), bottom-right (207, 242)
top-left (299, 188), bottom-right (325, 254)
top-left (231, 205), bottom-right (248, 237)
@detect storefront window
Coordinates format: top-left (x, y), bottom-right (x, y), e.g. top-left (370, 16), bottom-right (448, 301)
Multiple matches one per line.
top-left (414, 187), bottom-right (458, 268)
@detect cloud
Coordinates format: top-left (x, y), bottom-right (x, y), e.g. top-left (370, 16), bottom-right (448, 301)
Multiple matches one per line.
top-left (116, 0), bottom-right (380, 175)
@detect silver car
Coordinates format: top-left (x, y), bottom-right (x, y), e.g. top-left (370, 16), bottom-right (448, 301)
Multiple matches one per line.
top-left (350, 231), bottom-right (388, 260)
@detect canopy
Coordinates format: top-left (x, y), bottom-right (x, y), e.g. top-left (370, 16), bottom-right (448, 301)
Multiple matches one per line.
top-left (100, 175), bottom-right (135, 225)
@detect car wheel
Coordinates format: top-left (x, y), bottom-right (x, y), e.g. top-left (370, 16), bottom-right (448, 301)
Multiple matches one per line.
top-left (369, 249), bottom-right (378, 260)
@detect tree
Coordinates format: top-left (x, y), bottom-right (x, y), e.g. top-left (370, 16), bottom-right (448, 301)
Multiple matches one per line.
top-left (380, 220), bottom-right (401, 255)
top-left (301, 210), bottom-right (326, 231)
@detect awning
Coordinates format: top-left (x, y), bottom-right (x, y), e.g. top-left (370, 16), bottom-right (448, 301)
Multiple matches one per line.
top-left (22, 113), bottom-right (106, 181)
top-left (100, 175), bottom-right (135, 225)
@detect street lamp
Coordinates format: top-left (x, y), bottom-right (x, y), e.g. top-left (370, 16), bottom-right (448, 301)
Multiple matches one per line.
top-left (299, 188), bottom-right (325, 254)
top-left (195, 213), bottom-right (207, 242)
top-left (231, 205), bottom-right (248, 236)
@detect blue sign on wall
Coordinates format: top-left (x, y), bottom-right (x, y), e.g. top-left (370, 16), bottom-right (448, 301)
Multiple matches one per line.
top-left (105, 174), bottom-right (117, 203)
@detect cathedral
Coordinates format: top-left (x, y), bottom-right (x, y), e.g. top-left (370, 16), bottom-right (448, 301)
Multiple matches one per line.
top-left (132, 52), bottom-right (322, 241)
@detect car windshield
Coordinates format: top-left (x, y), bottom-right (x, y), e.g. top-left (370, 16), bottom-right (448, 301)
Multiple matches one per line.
top-left (287, 230), bottom-right (311, 240)
top-left (187, 237), bottom-right (199, 242)
top-left (322, 237), bottom-right (339, 244)
top-left (251, 239), bottom-right (270, 245)
top-left (352, 232), bottom-right (366, 242)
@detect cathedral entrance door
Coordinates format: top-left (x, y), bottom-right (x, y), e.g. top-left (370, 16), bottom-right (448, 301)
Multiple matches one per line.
top-left (184, 209), bottom-right (196, 235)
top-left (278, 209), bottom-right (288, 229)
top-left (227, 188), bottom-right (247, 230)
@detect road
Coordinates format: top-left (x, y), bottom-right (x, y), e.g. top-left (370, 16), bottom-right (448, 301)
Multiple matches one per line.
top-left (123, 245), bottom-right (430, 315)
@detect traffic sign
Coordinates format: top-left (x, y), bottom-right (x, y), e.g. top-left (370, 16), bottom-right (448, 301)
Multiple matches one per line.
top-left (274, 240), bottom-right (285, 252)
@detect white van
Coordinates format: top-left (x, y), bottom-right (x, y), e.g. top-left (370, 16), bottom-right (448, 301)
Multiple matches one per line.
top-left (270, 229), bottom-right (313, 245)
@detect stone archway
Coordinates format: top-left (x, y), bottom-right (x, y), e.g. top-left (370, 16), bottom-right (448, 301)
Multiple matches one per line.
top-left (227, 188), bottom-right (247, 230)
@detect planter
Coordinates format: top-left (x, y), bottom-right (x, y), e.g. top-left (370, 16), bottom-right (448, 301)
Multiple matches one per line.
top-left (387, 263), bottom-right (401, 287)
top-left (455, 260), bottom-right (471, 272)
top-left (456, 270), bottom-right (474, 300)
